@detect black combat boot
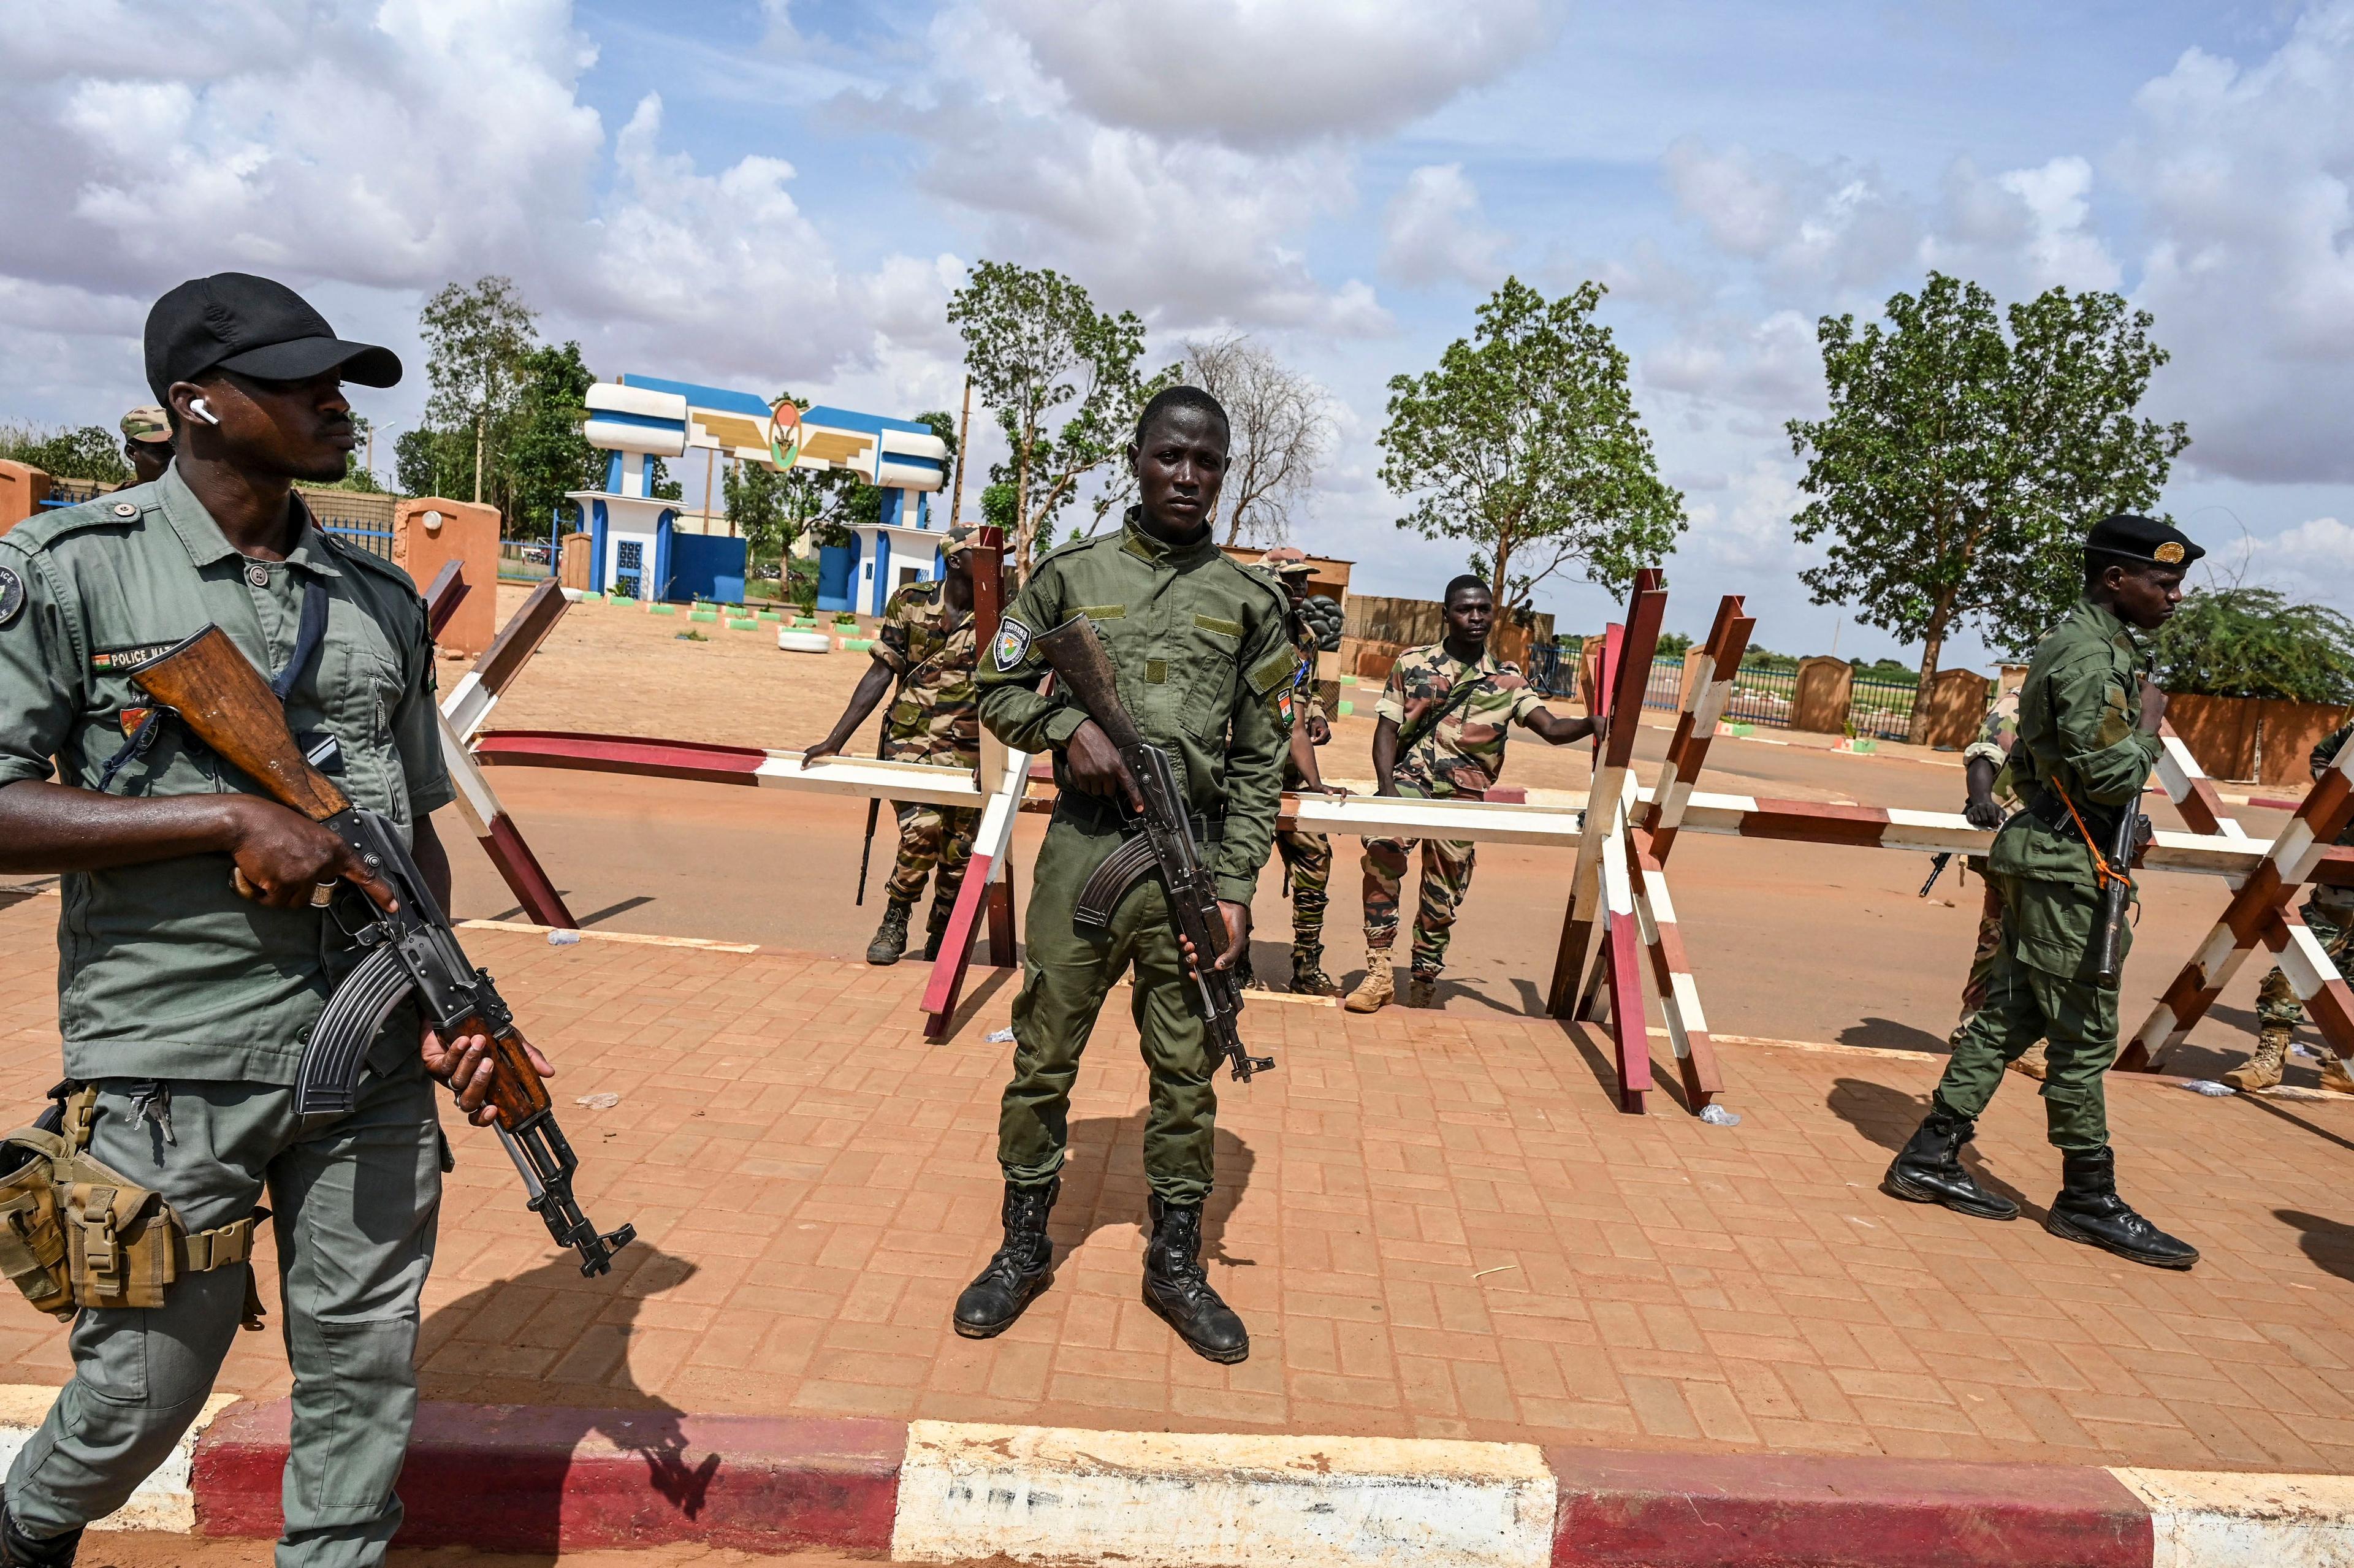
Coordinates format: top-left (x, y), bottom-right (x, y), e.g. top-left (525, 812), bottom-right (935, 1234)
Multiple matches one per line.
top-left (866, 899), bottom-right (913, 965)
top-left (2045, 1146), bottom-right (2200, 1269)
top-left (1884, 1108), bottom-right (2019, 1220)
top-left (0, 1499), bottom-right (81, 1567)
top-left (952, 1178), bottom-right (1059, 1338)
top-left (922, 900), bottom-right (952, 963)
top-left (1142, 1195), bottom-right (1249, 1363)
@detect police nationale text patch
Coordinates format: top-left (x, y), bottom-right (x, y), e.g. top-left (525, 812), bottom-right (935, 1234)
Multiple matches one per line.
top-left (0, 566), bottom-right (22, 630)
top-left (992, 617), bottom-right (1033, 672)
top-left (90, 642), bottom-right (180, 672)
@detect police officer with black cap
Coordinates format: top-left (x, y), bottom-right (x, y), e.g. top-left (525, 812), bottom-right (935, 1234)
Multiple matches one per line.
top-left (0, 273), bottom-right (530, 1565)
top-left (1885, 514), bottom-right (2204, 1271)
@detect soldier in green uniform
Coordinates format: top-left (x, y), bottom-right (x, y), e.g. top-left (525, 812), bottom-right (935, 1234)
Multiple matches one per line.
top-left (1886, 514), bottom-right (2201, 1271)
top-left (803, 527), bottom-right (981, 965)
top-left (0, 273), bottom-right (529, 1566)
top-left (1259, 547), bottom-right (1346, 996)
top-left (119, 406), bottom-right (173, 487)
top-left (2226, 720), bottom-right (2354, 1094)
top-left (1345, 576), bottom-right (1599, 1013)
top-left (951, 387), bottom-right (1295, 1363)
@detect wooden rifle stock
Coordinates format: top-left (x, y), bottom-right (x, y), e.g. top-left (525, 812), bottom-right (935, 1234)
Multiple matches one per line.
top-left (1032, 617), bottom-right (1142, 749)
top-left (128, 626), bottom-right (351, 823)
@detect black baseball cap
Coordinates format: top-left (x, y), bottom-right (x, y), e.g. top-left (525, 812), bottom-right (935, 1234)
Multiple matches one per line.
top-left (2086, 512), bottom-right (2204, 568)
top-left (144, 272), bottom-right (402, 404)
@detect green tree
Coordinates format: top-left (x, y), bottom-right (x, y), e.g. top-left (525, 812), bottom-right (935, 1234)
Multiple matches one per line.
top-left (503, 341), bottom-right (600, 538)
top-left (1787, 272), bottom-right (2190, 740)
top-left (394, 426), bottom-right (471, 500)
top-left (1378, 277), bottom-right (1683, 612)
top-left (947, 261), bottom-right (1173, 576)
top-left (0, 425), bottom-right (129, 485)
top-left (418, 276), bottom-right (539, 507)
top-left (2154, 588), bottom-right (2354, 705)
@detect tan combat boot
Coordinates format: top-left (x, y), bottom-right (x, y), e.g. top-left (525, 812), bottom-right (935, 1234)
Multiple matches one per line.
top-left (2006, 1041), bottom-right (2050, 1081)
top-left (1345, 952), bottom-right (1394, 1013)
top-left (2320, 1046), bottom-right (2354, 1095)
top-left (1404, 971), bottom-right (1439, 1009)
top-left (2222, 1027), bottom-right (2290, 1092)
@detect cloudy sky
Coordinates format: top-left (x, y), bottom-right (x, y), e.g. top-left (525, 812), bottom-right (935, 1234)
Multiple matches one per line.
top-left (6, 0), bottom-right (2352, 668)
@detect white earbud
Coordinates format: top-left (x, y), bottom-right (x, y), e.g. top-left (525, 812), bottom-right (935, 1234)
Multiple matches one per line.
top-left (190, 398), bottom-right (221, 426)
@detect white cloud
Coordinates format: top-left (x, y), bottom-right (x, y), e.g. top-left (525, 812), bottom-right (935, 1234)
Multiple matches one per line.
top-left (1682, 459), bottom-right (1806, 573)
top-left (989, 0), bottom-right (1552, 151)
top-left (1921, 154), bottom-right (2120, 295)
top-left (2217, 516), bottom-right (2354, 606)
top-left (2120, 2), bottom-right (2354, 484)
top-left (1661, 139), bottom-right (1916, 291)
top-left (1641, 309), bottom-right (1824, 416)
top-left (1381, 165), bottom-right (1507, 289)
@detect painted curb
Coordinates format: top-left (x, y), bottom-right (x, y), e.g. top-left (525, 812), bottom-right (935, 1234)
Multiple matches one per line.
top-left (7, 1384), bottom-right (2354, 1564)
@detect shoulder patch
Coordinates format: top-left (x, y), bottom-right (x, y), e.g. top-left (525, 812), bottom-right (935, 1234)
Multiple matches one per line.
top-left (992, 616), bottom-right (1034, 672)
top-left (1247, 645), bottom-right (1300, 696)
top-left (0, 565), bottom-right (22, 630)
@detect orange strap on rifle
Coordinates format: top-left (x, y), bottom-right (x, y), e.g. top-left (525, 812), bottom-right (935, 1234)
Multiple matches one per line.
top-left (2054, 784), bottom-right (2124, 891)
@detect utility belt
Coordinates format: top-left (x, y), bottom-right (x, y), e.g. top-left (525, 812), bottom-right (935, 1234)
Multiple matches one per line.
top-left (2025, 785), bottom-right (2122, 848)
top-left (0, 1084), bottom-right (265, 1328)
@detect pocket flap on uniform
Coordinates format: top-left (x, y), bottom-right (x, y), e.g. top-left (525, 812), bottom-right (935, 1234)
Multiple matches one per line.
top-left (1248, 646), bottom-right (1301, 696)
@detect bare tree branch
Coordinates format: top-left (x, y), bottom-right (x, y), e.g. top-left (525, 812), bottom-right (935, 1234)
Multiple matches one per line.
top-left (1183, 333), bottom-right (1334, 546)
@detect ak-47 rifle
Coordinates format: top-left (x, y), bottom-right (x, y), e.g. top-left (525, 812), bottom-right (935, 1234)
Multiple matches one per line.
top-left (1031, 614), bottom-right (1273, 1083)
top-left (2090, 784), bottom-right (2148, 988)
top-left (130, 626), bottom-right (636, 1277)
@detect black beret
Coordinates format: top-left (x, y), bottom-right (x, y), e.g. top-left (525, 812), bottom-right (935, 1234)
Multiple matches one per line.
top-left (2086, 513), bottom-right (2203, 568)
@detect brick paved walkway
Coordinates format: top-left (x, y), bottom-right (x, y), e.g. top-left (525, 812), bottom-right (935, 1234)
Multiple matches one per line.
top-left (1, 894), bottom-right (2349, 1473)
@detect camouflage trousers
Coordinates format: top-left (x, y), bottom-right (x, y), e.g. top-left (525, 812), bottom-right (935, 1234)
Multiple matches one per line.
top-left (1362, 835), bottom-right (1476, 976)
top-left (2257, 900), bottom-right (2354, 1032)
top-left (885, 802), bottom-right (978, 910)
top-left (1275, 830), bottom-right (1331, 946)
top-left (1953, 870), bottom-right (2008, 1046)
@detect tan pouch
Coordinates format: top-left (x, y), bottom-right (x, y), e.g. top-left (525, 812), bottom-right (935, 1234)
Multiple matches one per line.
top-left (0, 1087), bottom-right (261, 1323)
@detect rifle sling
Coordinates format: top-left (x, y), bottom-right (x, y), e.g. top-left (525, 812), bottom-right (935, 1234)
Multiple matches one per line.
top-left (101, 576), bottom-right (330, 794)
top-left (1394, 672), bottom-right (1490, 759)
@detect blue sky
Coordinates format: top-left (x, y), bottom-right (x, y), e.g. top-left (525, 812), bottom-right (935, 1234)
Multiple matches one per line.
top-left (6, 0), bottom-right (2352, 669)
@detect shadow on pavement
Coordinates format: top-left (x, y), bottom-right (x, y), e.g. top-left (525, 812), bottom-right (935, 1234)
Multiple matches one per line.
top-left (1062, 1109), bottom-right (1257, 1266)
top-left (1837, 1015), bottom-right (1952, 1054)
top-left (2276, 1209), bottom-right (2354, 1285)
top-left (1826, 1075), bottom-right (2035, 1219)
top-left (408, 1243), bottom-right (717, 1561)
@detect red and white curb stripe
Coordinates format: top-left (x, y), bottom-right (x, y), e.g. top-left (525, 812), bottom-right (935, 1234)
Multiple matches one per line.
top-left (8, 1390), bottom-right (2352, 1563)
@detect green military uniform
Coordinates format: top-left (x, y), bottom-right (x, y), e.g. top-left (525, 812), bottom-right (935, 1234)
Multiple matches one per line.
top-left (874, 574), bottom-right (980, 919)
top-left (1271, 600), bottom-right (1333, 975)
top-left (977, 512), bottom-right (1295, 1206)
top-left (1361, 643), bottom-right (1545, 979)
top-left (2244, 721), bottom-right (2354, 1092)
top-left (1933, 598), bottom-right (2157, 1151)
top-left (0, 468), bottom-right (451, 1564)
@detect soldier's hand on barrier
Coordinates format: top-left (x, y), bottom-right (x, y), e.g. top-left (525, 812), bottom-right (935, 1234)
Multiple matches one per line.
top-left (801, 739), bottom-right (840, 764)
top-left (2137, 677), bottom-right (2167, 735)
top-left (1310, 780), bottom-right (1352, 797)
top-left (1964, 797), bottom-right (2007, 831)
top-left (1067, 719), bottom-right (1145, 815)
top-left (1179, 900), bottom-right (1253, 975)
top-left (222, 796), bottom-right (398, 913)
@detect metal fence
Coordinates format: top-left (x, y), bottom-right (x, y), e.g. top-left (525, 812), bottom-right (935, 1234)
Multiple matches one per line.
top-left (500, 542), bottom-right (554, 581)
top-left (1724, 665), bottom-right (1798, 728)
top-left (1849, 676), bottom-right (1918, 741)
top-left (319, 524), bottom-right (394, 561)
top-left (1641, 657), bottom-right (1683, 712)
top-left (37, 478), bottom-right (110, 509)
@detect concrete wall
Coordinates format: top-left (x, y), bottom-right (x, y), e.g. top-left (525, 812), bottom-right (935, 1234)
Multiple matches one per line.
top-left (0, 461), bottom-right (50, 538)
top-left (393, 497), bottom-right (499, 655)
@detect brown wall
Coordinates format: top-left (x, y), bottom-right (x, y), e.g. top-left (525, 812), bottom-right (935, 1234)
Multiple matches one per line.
top-left (2165, 693), bottom-right (2354, 785)
top-left (0, 461), bottom-right (50, 538)
top-left (1915, 668), bottom-right (1991, 751)
top-left (1791, 655), bottom-right (1854, 734)
top-left (1343, 593), bottom-right (1554, 652)
top-left (393, 497), bottom-right (500, 655)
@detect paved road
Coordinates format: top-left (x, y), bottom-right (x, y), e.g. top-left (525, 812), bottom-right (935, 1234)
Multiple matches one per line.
top-left (82, 1540), bottom-right (894, 1566)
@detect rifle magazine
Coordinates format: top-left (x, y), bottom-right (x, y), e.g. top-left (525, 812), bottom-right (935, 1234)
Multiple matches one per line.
top-left (299, 943), bottom-right (415, 1122)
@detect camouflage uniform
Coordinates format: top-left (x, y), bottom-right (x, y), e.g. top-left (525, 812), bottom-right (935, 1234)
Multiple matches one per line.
top-left (1361, 644), bottom-right (1545, 978)
top-left (875, 577), bottom-right (980, 918)
top-left (1273, 607), bottom-right (1332, 963)
top-left (2243, 721), bottom-right (2354, 1092)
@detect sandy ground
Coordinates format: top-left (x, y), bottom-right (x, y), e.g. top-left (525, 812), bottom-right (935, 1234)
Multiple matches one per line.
top-left (462, 584), bottom-right (2319, 1082)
